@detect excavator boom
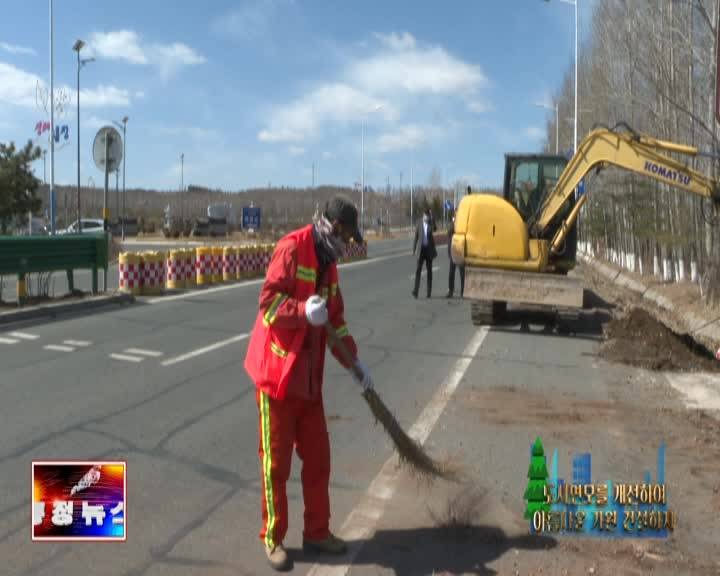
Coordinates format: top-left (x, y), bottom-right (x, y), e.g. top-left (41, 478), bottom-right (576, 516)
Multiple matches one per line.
top-left (532, 127), bottom-right (720, 247)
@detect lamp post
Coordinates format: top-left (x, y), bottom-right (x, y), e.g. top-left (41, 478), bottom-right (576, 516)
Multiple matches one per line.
top-left (535, 101), bottom-right (559, 154)
top-left (74, 39), bottom-right (94, 234)
top-left (49, 0), bottom-right (55, 234)
top-left (360, 104), bottom-right (383, 234)
top-left (544, 0), bottom-right (578, 154)
top-left (113, 117), bottom-right (128, 239)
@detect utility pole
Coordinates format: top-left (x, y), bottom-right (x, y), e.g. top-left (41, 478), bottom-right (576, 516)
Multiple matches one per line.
top-left (49, 0), bottom-right (55, 234)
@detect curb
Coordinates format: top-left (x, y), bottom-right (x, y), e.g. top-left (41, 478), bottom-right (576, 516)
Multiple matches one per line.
top-left (579, 252), bottom-right (720, 351)
top-left (0, 293), bottom-right (135, 325)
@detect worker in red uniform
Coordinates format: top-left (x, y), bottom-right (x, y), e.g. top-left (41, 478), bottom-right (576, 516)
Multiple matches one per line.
top-left (244, 195), bottom-right (374, 572)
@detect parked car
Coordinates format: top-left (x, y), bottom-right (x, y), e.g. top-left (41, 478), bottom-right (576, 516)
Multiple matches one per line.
top-left (60, 218), bottom-right (105, 235)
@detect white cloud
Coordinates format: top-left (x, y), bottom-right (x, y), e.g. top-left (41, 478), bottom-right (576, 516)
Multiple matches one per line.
top-left (0, 42), bottom-right (36, 56)
top-left (288, 146), bottom-right (305, 156)
top-left (213, 0), bottom-right (293, 40)
top-left (135, 91), bottom-right (146, 100)
top-left (89, 30), bottom-right (147, 64)
top-left (0, 62), bottom-right (130, 110)
top-left (80, 85), bottom-right (131, 108)
top-left (525, 126), bottom-right (545, 140)
top-left (376, 124), bottom-right (427, 153)
top-left (158, 125), bottom-right (219, 141)
top-left (150, 43), bottom-right (206, 80)
top-left (258, 83), bottom-right (394, 143)
top-left (258, 32), bottom-right (489, 146)
top-left (348, 41), bottom-right (486, 97)
top-left (0, 61), bottom-right (40, 107)
top-left (374, 32), bottom-right (416, 51)
top-left (88, 30), bottom-right (205, 79)
top-left (467, 99), bottom-right (494, 114)
top-left (83, 116), bottom-right (110, 132)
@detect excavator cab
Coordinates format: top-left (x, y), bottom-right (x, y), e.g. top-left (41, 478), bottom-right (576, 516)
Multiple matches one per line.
top-left (503, 154), bottom-right (577, 272)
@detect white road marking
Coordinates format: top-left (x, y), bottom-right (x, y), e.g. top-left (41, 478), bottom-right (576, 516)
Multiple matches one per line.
top-left (63, 340), bottom-right (92, 347)
top-left (408, 265), bottom-right (440, 280)
top-left (43, 345), bottom-right (75, 353)
top-left (145, 251), bottom-right (410, 305)
top-left (666, 373), bottom-right (720, 413)
top-left (161, 333), bottom-right (250, 367)
top-left (0, 337), bottom-right (20, 344)
top-left (307, 327), bottom-right (490, 576)
top-left (124, 348), bottom-right (163, 357)
top-left (7, 331), bottom-right (39, 340)
top-left (110, 353), bottom-right (144, 363)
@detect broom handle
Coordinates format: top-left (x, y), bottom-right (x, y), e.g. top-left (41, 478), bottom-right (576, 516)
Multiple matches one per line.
top-left (325, 321), bottom-right (364, 382)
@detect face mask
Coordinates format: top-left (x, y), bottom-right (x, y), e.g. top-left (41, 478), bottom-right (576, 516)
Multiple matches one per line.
top-left (423, 216), bottom-right (429, 224)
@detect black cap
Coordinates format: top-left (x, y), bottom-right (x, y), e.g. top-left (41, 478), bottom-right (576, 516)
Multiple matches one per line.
top-left (324, 194), bottom-right (363, 244)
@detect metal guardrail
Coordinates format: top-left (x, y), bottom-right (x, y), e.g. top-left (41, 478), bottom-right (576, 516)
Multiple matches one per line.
top-left (0, 233), bottom-right (110, 300)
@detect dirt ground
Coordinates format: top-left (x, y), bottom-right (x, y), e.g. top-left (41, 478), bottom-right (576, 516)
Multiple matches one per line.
top-left (601, 307), bottom-right (720, 373)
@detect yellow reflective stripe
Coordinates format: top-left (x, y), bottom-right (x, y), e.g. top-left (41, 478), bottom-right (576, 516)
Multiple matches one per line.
top-left (296, 265), bottom-right (316, 283)
top-left (270, 341), bottom-right (288, 358)
top-left (330, 283), bottom-right (338, 297)
top-left (260, 392), bottom-right (277, 549)
top-left (320, 287), bottom-right (329, 299)
top-left (263, 293), bottom-right (287, 327)
top-left (335, 325), bottom-right (349, 338)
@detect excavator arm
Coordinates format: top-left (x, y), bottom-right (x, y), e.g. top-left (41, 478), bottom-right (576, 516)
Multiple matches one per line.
top-left (530, 127), bottom-right (720, 254)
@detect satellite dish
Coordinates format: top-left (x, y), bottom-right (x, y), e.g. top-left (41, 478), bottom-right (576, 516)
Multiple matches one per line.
top-left (93, 126), bottom-right (123, 173)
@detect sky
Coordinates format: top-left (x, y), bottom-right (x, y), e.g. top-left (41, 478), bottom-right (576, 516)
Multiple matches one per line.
top-left (0, 0), bottom-right (596, 193)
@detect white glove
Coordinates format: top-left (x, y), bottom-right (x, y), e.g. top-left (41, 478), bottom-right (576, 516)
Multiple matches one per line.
top-left (353, 360), bottom-right (374, 391)
top-left (305, 295), bottom-right (328, 326)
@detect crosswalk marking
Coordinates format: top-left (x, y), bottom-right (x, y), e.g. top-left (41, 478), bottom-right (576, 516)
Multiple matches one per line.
top-left (63, 340), bottom-right (92, 347)
top-left (0, 337), bottom-right (20, 344)
top-left (123, 348), bottom-right (163, 357)
top-left (110, 353), bottom-right (144, 363)
top-left (8, 332), bottom-right (39, 340)
top-left (44, 345), bottom-right (75, 353)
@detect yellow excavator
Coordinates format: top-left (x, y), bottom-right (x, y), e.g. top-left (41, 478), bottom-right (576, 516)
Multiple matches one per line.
top-left (450, 124), bottom-right (720, 325)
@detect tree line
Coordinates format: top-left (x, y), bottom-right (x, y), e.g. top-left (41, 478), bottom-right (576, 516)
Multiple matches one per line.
top-left (541, 0), bottom-right (720, 302)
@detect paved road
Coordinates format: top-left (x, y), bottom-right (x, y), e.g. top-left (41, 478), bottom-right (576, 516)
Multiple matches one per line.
top-left (2, 237), bottom-right (713, 575)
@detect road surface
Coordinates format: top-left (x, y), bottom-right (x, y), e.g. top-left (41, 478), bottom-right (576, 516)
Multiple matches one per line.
top-left (1, 237), bottom-right (718, 575)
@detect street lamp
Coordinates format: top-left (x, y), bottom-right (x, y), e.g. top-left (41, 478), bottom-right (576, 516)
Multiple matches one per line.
top-left (113, 116), bottom-right (128, 239)
top-left (544, 0), bottom-right (578, 154)
top-left (535, 101), bottom-right (559, 154)
top-left (361, 104), bottom-right (383, 234)
top-left (74, 39), bottom-right (94, 233)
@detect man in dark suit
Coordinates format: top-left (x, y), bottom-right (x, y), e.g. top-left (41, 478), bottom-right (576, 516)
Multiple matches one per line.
top-left (412, 208), bottom-right (437, 298)
top-left (446, 213), bottom-right (465, 298)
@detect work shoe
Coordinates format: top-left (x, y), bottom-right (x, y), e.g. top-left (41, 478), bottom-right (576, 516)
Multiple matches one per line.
top-left (303, 532), bottom-right (347, 555)
top-left (265, 544), bottom-right (292, 572)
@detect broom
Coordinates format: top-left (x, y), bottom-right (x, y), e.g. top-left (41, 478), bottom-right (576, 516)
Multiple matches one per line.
top-left (326, 322), bottom-right (457, 481)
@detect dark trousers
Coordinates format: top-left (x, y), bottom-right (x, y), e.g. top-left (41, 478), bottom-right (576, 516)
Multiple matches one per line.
top-left (448, 261), bottom-right (465, 297)
top-left (413, 247), bottom-right (433, 297)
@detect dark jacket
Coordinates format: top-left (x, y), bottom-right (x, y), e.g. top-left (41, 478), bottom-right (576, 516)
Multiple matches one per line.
top-left (413, 219), bottom-right (437, 260)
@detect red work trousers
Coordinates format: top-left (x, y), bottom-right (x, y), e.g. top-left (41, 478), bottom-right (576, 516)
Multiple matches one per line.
top-left (257, 389), bottom-right (331, 548)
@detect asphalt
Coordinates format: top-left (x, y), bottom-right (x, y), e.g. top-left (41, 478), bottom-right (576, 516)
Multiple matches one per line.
top-left (1, 236), bottom-right (702, 575)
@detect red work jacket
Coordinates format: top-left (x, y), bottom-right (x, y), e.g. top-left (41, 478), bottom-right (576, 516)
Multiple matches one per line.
top-left (244, 225), bottom-right (358, 400)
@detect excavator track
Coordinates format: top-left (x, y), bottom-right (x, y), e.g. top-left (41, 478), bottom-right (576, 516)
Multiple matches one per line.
top-left (471, 300), bottom-right (507, 326)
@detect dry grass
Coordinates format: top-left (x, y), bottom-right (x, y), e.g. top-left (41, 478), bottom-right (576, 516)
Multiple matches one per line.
top-left (362, 388), bottom-right (458, 481)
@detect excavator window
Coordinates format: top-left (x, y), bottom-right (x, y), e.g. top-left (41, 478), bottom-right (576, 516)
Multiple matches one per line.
top-left (509, 161), bottom-right (540, 220)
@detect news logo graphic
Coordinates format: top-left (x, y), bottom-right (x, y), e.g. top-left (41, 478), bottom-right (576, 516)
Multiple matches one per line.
top-left (32, 461), bottom-right (126, 541)
top-left (524, 438), bottom-right (676, 537)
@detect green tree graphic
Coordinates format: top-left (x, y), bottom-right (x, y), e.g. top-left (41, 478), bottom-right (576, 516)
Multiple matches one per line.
top-left (524, 437), bottom-right (550, 520)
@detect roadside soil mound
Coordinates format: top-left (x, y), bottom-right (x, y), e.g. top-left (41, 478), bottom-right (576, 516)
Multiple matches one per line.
top-left (601, 307), bottom-right (720, 372)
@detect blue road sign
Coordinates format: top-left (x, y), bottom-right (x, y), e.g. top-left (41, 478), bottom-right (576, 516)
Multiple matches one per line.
top-left (242, 206), bottom-right (261, 229)
top-left (444, 200), bottom-right (454, 211)
top-left (576, 179), bottom-right (586, 197)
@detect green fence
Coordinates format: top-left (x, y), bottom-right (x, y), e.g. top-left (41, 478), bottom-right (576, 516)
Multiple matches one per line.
top-left (0, 234), bottom-right (109, 300)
